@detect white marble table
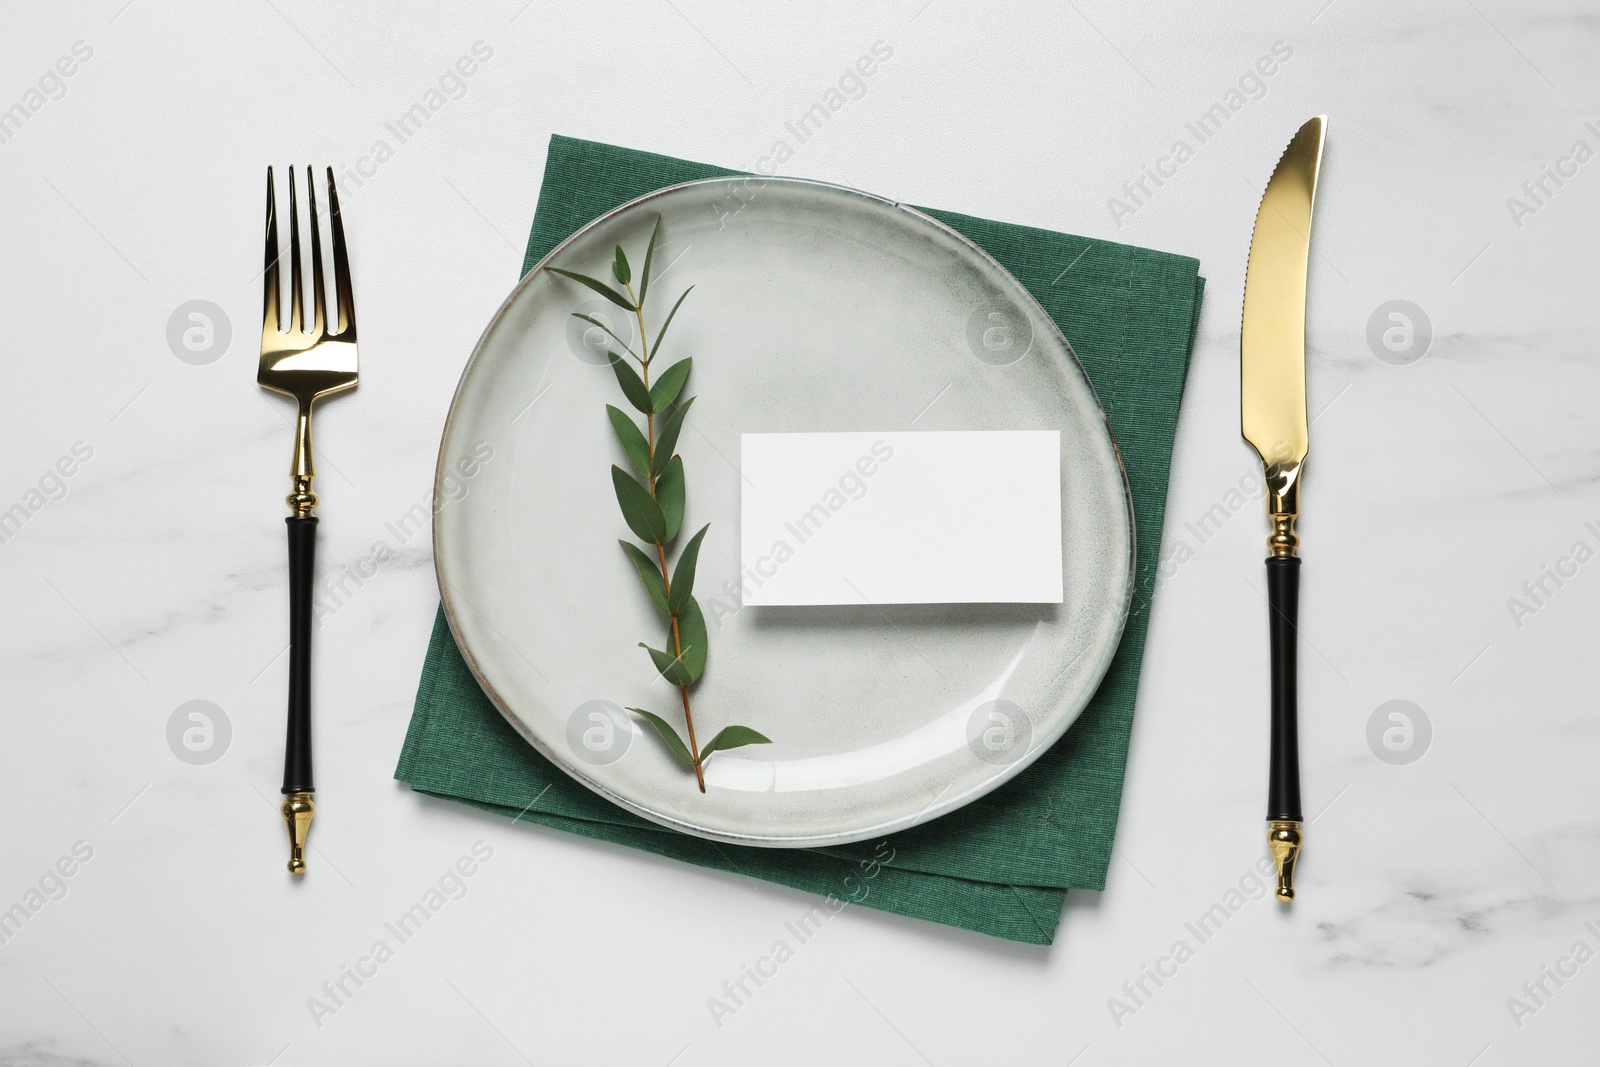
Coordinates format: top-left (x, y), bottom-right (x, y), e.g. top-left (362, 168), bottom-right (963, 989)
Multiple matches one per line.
top-left (3, 1), bottom-right (1597, 1063)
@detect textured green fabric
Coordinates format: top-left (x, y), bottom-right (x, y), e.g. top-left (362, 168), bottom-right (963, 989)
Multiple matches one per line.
top-left (395, 135), bottom-right (1204, 945)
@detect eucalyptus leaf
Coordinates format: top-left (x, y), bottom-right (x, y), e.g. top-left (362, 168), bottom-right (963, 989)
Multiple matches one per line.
top-left (627, 707), bottom-right (694, 765)
top-left (674, 595), bottom-right (708, 683)
top-left (608, 353), bottom-right (652, 414)
top-left (639, 641), bottom-right (695, 686)
top-left (612, 465), bottom-right (666, 543)
top-left (700, 725), bottom-right (773, 761)
top-left (656, 456), bottom-right (685, 542)
top-left (653, 286), bottom-right (693, 358)
top-left (668, 524), bottom-right (709, 614)
top-left (638, 216), bottom-right (661, 306)
top-left (606, 405), bottom-right (651, 476)
top-left (619, 540), bottom-right (669, 613)
top-left (649, 358), bottom-right (692, 413)
top-left (547, 266), bottom-right (633, 311)
top-left (638, 594), bottom-right (707, 686)
top-left (612, 245), bottom-right (631, 286)
top-left (652, 397), bottom-right (695, 477)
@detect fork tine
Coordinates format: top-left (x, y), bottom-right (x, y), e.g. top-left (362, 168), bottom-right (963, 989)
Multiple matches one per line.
top-left (305, 166), bottom-right (326, 338)
top-left (288, 166), bottom-right (304, 334)
top-left (326, 167), bottom-right (355, 336)
top-left (263, 166), bottom-right (281, 338)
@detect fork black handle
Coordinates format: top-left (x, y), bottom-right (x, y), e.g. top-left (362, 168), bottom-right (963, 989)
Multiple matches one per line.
top-left (282, 516), bottom-right (317, 794)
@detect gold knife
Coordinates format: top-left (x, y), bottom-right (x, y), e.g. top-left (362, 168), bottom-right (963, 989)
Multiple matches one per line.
top-left (1241, 115), bottom-right (1326, 902)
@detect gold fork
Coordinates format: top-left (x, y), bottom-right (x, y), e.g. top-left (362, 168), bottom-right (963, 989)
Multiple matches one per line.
top-left (258, 166), bottom-right (358, 874)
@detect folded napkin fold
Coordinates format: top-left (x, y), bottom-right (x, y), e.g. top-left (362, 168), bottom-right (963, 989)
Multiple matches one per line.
top-left (395, 135), bottom-right (1203, 945)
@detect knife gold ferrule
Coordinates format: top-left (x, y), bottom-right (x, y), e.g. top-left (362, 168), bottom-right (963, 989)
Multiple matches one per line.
top-left (1268, 513), bottom-right (1298, 557)
top-left (1261, 460), bottom-right (1301, 557)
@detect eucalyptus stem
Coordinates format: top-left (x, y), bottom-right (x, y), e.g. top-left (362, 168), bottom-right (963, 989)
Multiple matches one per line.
top-left (551, 218), bottom-right (771, 790)
top-left (629, 279), bottom-right (706, 793)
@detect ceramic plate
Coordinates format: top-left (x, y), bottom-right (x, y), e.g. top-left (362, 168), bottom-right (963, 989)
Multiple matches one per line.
top-left (434, 176), bottom-right (1133, 847)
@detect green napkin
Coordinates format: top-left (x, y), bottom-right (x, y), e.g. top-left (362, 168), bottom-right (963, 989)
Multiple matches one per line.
top-left (395, 135), bottom-right (1203, 945)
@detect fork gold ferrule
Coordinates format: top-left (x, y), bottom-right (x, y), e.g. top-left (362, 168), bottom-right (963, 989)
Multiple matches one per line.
top-left (289, 478), bottom-right (316, 517)
top-left (289, 401), bottom-right (318, 516)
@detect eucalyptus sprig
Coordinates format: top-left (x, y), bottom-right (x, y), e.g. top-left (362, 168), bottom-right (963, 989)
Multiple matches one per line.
top-left (550, 218), bottom-right (771, 792)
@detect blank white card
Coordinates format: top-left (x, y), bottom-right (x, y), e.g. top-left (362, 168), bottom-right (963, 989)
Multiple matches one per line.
top-left (739, 431), bottom-right (1063, 607)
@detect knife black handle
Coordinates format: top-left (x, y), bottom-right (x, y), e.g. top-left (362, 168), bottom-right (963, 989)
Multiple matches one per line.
top-left (282, 516), bottom-right (317, 794)
top-left (1265, 555), bottom-right (1301, 821)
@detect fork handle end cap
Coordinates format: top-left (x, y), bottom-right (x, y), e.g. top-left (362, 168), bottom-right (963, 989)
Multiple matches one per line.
top-left (282, 791), bottom-right (313, 874)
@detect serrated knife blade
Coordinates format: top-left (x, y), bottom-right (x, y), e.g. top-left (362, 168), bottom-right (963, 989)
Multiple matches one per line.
top-left (1242, 114), bottom-right (1324, 509)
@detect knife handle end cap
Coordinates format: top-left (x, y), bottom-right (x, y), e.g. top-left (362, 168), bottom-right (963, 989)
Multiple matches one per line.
top-left (1269, 820), bottom-right (1301, 902)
